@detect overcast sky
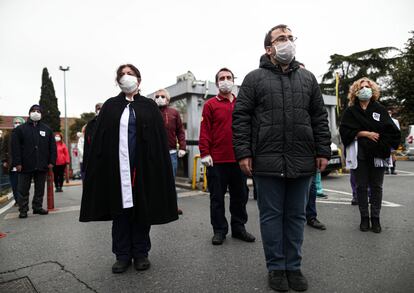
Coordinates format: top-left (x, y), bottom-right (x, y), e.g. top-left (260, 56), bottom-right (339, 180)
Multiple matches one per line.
top-left (0, 0), bottom-right (413, 117)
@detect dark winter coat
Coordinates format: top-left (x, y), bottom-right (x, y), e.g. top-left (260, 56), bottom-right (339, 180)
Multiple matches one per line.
top-left (232, 55), bottom-right (331, 178)
top-left (11, 120), bottom-right (57, 173)
top-left (339, 101), bottom-right (401, 159)
top-left (79, 93), bottom-right (179, 225)
top-left (81, 116), bottom-right (97, 172)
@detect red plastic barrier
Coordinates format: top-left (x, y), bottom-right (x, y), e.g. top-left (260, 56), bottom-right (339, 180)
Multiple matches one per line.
top-left (47, 169), bottom-right (56, 211)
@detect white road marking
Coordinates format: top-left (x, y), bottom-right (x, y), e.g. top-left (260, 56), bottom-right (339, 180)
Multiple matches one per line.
top-left (0, 199), bottom-right (15, 215)
top-left (321, 189), bottom-right (402, 207)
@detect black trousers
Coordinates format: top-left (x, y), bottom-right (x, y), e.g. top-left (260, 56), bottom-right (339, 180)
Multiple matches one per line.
top-left (17, 171), bottom-right (47, 212)
top-left (53, 165), bottom-right (66, 189)
top-left (354, 159), bottom-right (385, 218)
top-left (112, 208), bottom-right (151, 261)
top-left (207, 163), bottom-right (249, 235)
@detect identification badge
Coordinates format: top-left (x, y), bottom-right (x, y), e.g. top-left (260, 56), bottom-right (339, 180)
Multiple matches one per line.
top-left (372, 112), bottom-right (380, 121)
top-left (39, 131), bottom-right (46, 137)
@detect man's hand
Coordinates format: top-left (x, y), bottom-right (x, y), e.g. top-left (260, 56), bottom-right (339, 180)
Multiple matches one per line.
top-left (16, 165), bottom-right (22, 172)
top-left (239, 157), bottom-right (252, 177)
top-left (2, 162), bottom-right (8, 168)
top-left (316, 157), bottom-right (328, 172)
top-left (48, 164), bottom-right (54, 169)
top-left (200, 155), bottom-right (213, 167)
top-left (367, 132), bottom-right (380, 142)
top-left (178, 150), bottom-right (186, 158)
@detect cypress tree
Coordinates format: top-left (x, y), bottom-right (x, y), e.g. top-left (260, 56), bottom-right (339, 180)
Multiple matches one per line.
top-left (39, 68), bottom-right (61, 131)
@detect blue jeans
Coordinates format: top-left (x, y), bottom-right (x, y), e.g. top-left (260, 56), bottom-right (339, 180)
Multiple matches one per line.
top-left (306, 176), bottom-right (317, 220)
top-left (255, 175), bottom-right (312, 271)
top-left (170, 152), bottom-right (178, 178)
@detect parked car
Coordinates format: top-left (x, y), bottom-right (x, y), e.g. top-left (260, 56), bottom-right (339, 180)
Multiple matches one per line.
top-left (322, 142), bottom-right (342, 177)
top-left (405, 125), bottom-right (414, 155)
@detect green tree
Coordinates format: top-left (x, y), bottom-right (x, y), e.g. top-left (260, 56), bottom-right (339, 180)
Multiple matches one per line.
top-left (39, 68), bottom-right (61, 131)
top-left (320, 47), bottom-right (399, 114)
top-left (69, 112), bottom-right (95, 141)
top-left (392, 31), bottom-right (414, 125)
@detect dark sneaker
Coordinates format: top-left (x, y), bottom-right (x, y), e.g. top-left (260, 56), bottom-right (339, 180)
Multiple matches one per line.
top-left (112, 260), bottom-right (131, 273)
top-left (134, 257), bottom-right (151, 271)
top-left (316, 193), bottom-right (327, 198)
top-left (268, 270), bottom-right (289, 292)
top-left (33, 208), bottom-right (49, 215)
top-left (19, 211), bottom-right (28, 219)
top-left (360, 217), bottom-right (370, 232)
top-left (232, 230), bottom-right (256, 242)
top-left (371, 218), bottom-right (382, 233)
top-left (286, 270), bottom-right (308, 291)
top-left (307, 218), bottom-right (326, 230)
top-left (177, 208), bottom-right (183, 215)
top-left (351, 198), bottom-right (358, 205)
top-left (212, 233), bottom-right (226, 245)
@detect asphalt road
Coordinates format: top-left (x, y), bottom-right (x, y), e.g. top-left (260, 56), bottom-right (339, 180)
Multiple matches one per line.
top-left (1, 161), bottom-right (413, 293)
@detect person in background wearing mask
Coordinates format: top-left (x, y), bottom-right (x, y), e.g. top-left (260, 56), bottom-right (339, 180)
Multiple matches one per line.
top-left (340, 77), bottom-right (400, 234)
top-left (80, 64), bottom-right (178, 274)
top-left (385, 109), bottom-right (400, 175)
top-left (153, 88), bottom-right (186, 215)
top-left (77, 125), bottom-right (86, 180)
top-left (1, 117), bottom-right (25, 205)
top-left (11, 105), bottom-right (57, 219)
top-left (53, 132), bottom-right (70, 192)
top-left (199, 67), bottom-right (255, 246)
top-left (306, 171), bottom-right (327, 230)
top-left (232, 25), bottom-right (331, 292)
top-left (82, 103), bottom-right (102, 174)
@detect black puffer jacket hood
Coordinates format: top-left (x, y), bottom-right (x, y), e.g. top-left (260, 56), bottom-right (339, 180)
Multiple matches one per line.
top-left (232, 54), bottom-right (331, 178)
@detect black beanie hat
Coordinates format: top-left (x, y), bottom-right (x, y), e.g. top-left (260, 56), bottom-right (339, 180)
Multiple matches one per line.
top-left (29, 104), bottom-right (42, 114)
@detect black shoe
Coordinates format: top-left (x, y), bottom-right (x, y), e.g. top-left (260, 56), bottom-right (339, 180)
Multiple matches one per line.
top-left (384, 170), bottom-right (390, 174)
top-left (268, 270), bottom-right (289, 292)
top-left (371, 218), bottom-right (382, 233)
top-left (112, 260), bottom-right (131, 273)
top-left (19, 211), bottom-right (28, 218)
top-left (391, 172), bottom-right (397, 175)
top-left (360, 217), bottom-right (370, 232)
top-left (33, 208), bottom-right (49, 215)
top-left (232, 230), bottom-right (256, 242)
top-left (307, 218), bottom-right (326, 230)
top-left (286, 270), bottom-right (308, 291)
top-left (351, 199), bottom-right (358, 205)
top-left (134, 257), bottom-right (150, 271)
top-left (177, 208), bottom-right (183, 215)
top-left (212, 233), bottom-right (226, 245)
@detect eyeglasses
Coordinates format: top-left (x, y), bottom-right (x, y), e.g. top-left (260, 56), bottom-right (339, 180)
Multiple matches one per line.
top-left (271, 36), bottom-right (297, 44)
top-left (155, 95), bottom-right (166, 99)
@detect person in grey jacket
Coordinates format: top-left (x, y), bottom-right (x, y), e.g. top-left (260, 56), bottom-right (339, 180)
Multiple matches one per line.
top-left (232, 24), bottom-right (331, 292)
top-left (12, 105), bottom-right (57, 219)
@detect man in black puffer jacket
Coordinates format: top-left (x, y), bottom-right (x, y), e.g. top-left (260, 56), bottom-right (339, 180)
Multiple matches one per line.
top-left (12, 105), bottom-right (57, 219)
top-left (232, 24), bottom-right (331, 292)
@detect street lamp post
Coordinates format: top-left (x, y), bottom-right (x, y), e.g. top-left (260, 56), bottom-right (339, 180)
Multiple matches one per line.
top-left (59, 66), bottom-right (70, 182)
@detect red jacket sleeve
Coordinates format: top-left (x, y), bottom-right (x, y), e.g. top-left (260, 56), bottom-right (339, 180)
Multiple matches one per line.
top-left (175, 111), bottom-right (186, 150)
top-left (64, 144), bottom-right (70, 164)
top-left (199, 102), bottom-right (212, 158)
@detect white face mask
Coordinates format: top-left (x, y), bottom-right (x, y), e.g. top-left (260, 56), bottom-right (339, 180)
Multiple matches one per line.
top-left (274, 41), bottom-right (296, 64)
top-left (30, 112), bottom-right (41, 121)
top-left (119, 74), bottom-right (138, 94)
top-left (155, 97), bottom-right (167, 107)
top-left (55, 136), bottom-right (61, 142)
top-left (14, 123), bottom-right (21, 128)
top-left (96, 110), bottom-right (100, 116)
top-left (76, 132), bottom-right (82, 138)
top-left (218, 80), bottom-right (234, 94)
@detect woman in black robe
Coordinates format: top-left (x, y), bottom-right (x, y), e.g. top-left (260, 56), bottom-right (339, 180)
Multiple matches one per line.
top-left (80, 64), bottom-right (178, 273)
top-left (339, 77), bottom-right (400, 233)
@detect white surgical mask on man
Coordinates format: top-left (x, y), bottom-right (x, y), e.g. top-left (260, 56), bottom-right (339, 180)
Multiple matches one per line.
top-left (119, 74), bottom-right (138, 94)
top-left (30, 112), bottom-right (41, 121)
top-left (218, 80), bottom-right (234, 94)
top-left (274, 41), bottom-right (296, 64)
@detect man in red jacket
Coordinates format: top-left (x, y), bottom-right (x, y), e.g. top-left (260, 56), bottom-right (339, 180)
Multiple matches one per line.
top-left (154, 88), bottom-right (186, 215)
top-left (199, 68), bottom-right (255, 245)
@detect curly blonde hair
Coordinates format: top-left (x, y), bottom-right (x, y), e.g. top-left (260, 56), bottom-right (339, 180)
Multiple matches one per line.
top-left (347, 77), bottom-right (380, 106)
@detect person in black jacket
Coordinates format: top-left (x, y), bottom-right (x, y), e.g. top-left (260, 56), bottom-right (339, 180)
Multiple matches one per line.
top-left (232, 24), bottom-right (331, 292)
top-left (11, 105), bottom-right (57, 219)
top-left (339, 77), bottom-right (400, 233)
top-left (82, 102), bottom-right (102, 175)
top-left (79, 64), bottom-right (178, 274)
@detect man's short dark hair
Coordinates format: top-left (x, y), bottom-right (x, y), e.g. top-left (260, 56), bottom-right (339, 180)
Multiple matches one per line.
top-left (264, 24), bottom-right (291, 48)
top-left (215, 67), bottom-right (234, 84)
